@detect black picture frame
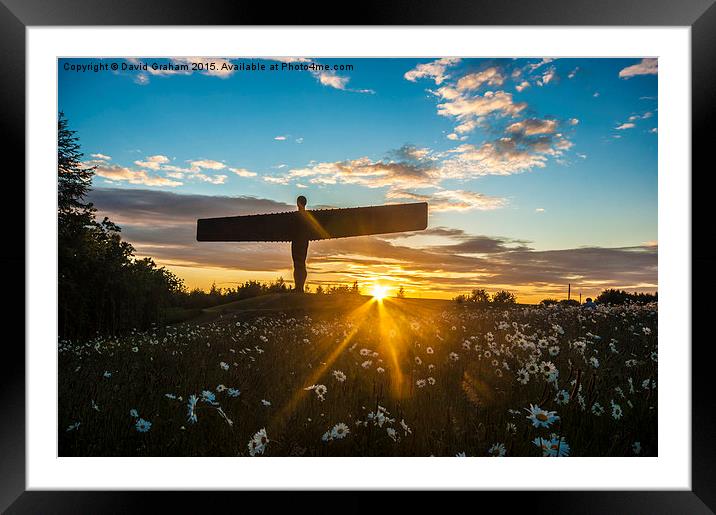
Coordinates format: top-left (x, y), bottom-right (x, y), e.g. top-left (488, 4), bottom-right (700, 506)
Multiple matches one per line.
top-left (2, 0), bottom-right (713, 512)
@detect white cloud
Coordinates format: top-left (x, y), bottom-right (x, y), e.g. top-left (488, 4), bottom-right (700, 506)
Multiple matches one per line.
top-left (91, 153), bottom-right (112, 161)
top-left (134, 154), bottom-right (170, 170)
top-left (535, 208), bottom-right (545, 213)
top-left (515, 81), bottom-right (530, 92)
top-left (94, 163), bottom-right (182, 187)
top-left (386, 188), bottom-right (506, 212)
top-left (615, 123), bottom-right (635, 130)
top-left (274, 136), bottom-right (287, 141)
top-left (567, 67), bottom-right (579, 79)
top-left (404, 58), bottom-right (461, 85)
top-left (506, 118), bottom-right (558, 136)
top-left (455, 67), bottom-right (504, 91)
top-left (619, 58), bottom-right (658, 79)
top-left (229, 167), bottom-right (258, 177)
top-left (189, 159), bottom-right (226, 170)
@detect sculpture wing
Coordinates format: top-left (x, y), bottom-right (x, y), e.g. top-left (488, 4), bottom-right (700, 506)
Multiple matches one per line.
top-left (196, 202), bottom-right (428, 242)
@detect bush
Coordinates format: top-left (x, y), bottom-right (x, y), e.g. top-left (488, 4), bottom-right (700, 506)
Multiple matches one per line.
top-left (492, 290), bottom-right (516, 305)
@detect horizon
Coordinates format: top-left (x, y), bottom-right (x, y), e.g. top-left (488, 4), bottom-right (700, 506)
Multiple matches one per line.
top-left (59, 57), bottom-right (658, 303)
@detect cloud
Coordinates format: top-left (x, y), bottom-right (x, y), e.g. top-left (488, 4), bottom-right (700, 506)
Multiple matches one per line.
top-left (134, 155), bottom-right (170, 170)
top-left (404, 58), bottom-right (461, 85)
top-left (86, 188), bottom-right (657, 296)
top-left (506, 118), bottom-right (558, 136)
top-left (455, 67), bottom-right (504, 91)
top-left (386, 188), bottom-right (506, 212)
top-left (264, 57), bottom-right (374, 94)
top-left (274, 136), bottom-right (287, 141)
top-left (567, 67), bottom-right (579, 79)
top-left (615, 123), bottom-right (635, 130)
top-left (189, 159), bottom-right (226, 170)
top-left (535, 208), bottom-right (545, 213)
top-left (91, 153), bottom-right (111, 161)
top-left (93, 163), bottom-right (182, 187)
top-left (230, 167), bottom-right (258, 177)
top-left (515, 81), bottom-right (530, 92)
top-left (436, 90), bottom-right (527, 121)
top-left (619, 58), bottom-right (658, 79)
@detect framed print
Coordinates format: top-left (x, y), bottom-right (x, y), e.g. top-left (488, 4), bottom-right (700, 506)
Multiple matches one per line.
top-left (3, 0), bottom-right (715, 512)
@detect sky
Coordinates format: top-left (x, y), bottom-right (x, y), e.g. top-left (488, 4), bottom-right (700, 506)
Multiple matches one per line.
top-left (58, 57), bottom-right (658, 302)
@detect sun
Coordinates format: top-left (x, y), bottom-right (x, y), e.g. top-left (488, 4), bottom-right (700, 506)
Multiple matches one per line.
top-left (371, 284), bottom-right (389, 301)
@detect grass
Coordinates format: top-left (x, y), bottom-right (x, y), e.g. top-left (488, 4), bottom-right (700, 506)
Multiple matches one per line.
top-left (58, 294), bottom-right (657, 457)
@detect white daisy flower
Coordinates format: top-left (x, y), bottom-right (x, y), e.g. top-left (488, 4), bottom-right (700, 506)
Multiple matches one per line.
top-left (488, 443), bottom-right (507, 457)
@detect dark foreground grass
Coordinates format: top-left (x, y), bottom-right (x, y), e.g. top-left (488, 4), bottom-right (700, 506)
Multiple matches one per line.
top-left (58, 295), bottom-right (657, 457)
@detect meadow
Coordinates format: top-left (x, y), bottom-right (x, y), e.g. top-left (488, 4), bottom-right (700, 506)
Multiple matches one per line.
top-left (58, 294), bottom-right (657, 457)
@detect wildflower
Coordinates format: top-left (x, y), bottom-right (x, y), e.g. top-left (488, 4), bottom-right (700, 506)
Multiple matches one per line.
top-left (427, 376), bottom-right (436, 385)
top-left (135, 418), bottom-right (152, 432)
top-left (386, 427), bottom-right (399, 442)
top-left (165, 393), bottom-right (177, 400)
top-left (103, 371), bottom-right (112, 378)
top-left (131, 346), bottom-right (139, 353)
top-left (448, 352), bottom-right (459, 361)
top-left (331, 422), bottom-right (350, 440)
top-left (548, 345), bottom-right (560, 356)
top-left (91, 400), bottom-right (100, 411)
top-left (611, 400), bottom-right (623, 420)
top-left (129, 408), bottom-right (139, 418)
top-left (248, 428), bottom-right (269, 456)
top-left (187, 395), bottom-right (198, 424)
top-left (516, 368), bottom-right (530, 385)
top-left (554, 390), bottom-right (570, 405)
top-left (526, 362), bottom-right (539, 375)
top-left (361, 360), bottom-right (373, 369)
top-left (589, 356), bottom-right (600, 368)
top-left (643, 326), bottom-right (652, 335)
top-left (66, 422), bottom-right (80, 432)
top-left (416, 379), bottom-right (426, 388)
top-left (261, 399), bottom-right (271, 406)
top-left (220, 361), bottom-right (229, 371)
top-left (321, 430), bottom-right (332, 442)
top-left (414, 356), bottom-right (423, 365)
top-left (533, 434), bottom-right (570, 457)
top-left (591, 402), bottom-right (605, 416)
top-left (360, 348), bottom-right (372, 356)
top-left (632, 441), bottom-right (641, 455)
top-left (332, 370), bottom-right (346, 382)
top-left (227, 388), bottom-right (241, 398)
top-left (400, 419), bottom-right (412, 435)
top-left (495, 368), bottom-right (503, 377)
top-left (426, 347), bottom-right (434, 354)
top-left (216, 384), bottom-right (226, 393)
top-left (455, 452), bottom-right (466, 457)
top-left (377, 367), bottom-right (385, 373)
top-left (525, 404), bottom-right (560, 428)
top-left (488, 443), bottom-right (507, 457)
top-left (201, 390), bottom-right (217, 404)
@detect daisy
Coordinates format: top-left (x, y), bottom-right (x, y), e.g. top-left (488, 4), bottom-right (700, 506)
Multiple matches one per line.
top-left (361, 360), bottom-right (373, 369)
top-left (201, 390), bottom-right (217, 404)
top-left (416, 379), bottom-right (426, 388)
top-left (219, 361), bottom-right (229, 371)
top-left (426, 347), bottom-right (434, 354)
top-left (129, 408), bottom-right (139, 418)
top-left (227, 388), bottom-right (241, 398)
top-left (415, 356), bottom-right (423, 365)
top-left (548, 345), bottom-right (560, 356)
top-left (248, 428), bottom-right (269, 456)
top-left (554, 390), bottom-right (570, 405)
top-left (261, 399), bottom-right (271, 406)
top-left (386, 427), bottom-right (399, 442)
top-left (526, 362), bottom-right (539, 375)
top-left (400, 419), bottom-right (412, 435)
top-left (103, 371), bottom-right (112, 378)
top-left (525, 404), bottom-right (560, 428)
top-left (488, 443), bottom-right (507, 457)
top-left (591, 402), bottom-right (605, 416)
top-left (448, 352), bottom-right (459, 361)
top-left (135, 418), bottom-right (152, 433)
top-left (332, 370), bottom-right (347, 382)
top-left (516, 368), bottom-right (530, 385)
top-left (589, 356), bottom-right (600, 369)
top-left (216, 384), bottom-right (226, 393)
top-left (377, 367), bottom-right (385, 374)
top-left (455, 452), bottom-right (466, 457)
top-left (632, 441), bottom-right (642, 455)
top-left (611, 400), bottom-right (623, 420)
top-left (331, 422), bottom-right (350, 440)
top-left (187, 395), bottom-right (198, 424)
top-left (66, 422), bottom-right (80, 432)
top-left (427, 376), bottom-right (436, 385)
top-left (533, 434), bottom-right (570, 457)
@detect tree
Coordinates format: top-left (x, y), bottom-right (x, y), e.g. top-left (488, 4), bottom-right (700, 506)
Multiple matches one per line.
top-left (491, 290), bottom-right (516, 305)
top-left (58, 112), bottom-right (182, 340)
top-left (469, 288), bottom-right (491, 304)
top-left (397, 286), bottom-right (406, 298)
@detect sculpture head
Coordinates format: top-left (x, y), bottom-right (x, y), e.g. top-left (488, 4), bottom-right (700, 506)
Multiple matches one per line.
top-left (297, 195), bottom-right (307, 211)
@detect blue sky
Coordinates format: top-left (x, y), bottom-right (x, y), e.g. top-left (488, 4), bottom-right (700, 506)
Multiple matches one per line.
top-left (59, 57), bottom-right (658, 300)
